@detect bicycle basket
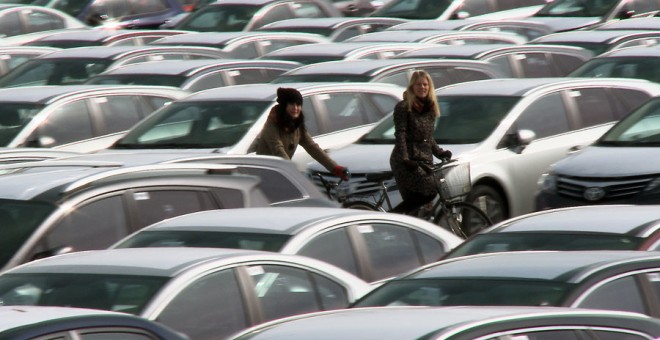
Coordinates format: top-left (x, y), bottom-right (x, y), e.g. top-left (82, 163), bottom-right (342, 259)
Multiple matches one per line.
top-left (435, 162), bottom-right (471, 200)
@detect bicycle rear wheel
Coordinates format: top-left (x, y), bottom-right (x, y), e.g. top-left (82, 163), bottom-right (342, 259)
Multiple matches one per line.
top-left (434, 201), bottom-right (492, 238)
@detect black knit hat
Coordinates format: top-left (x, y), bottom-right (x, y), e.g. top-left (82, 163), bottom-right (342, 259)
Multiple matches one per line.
top-left (276, 87), bottom-right (303, 106)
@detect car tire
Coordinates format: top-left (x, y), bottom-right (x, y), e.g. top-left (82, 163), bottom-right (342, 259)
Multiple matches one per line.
top-left (466, 184), bottom-right (507, 224)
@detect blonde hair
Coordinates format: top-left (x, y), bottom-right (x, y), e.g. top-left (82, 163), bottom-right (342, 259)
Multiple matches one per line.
top-left (405, 70), bottom-right (440, 117)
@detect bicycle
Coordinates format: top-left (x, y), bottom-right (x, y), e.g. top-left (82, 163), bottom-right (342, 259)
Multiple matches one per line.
top-left (311, 159), bottom-right (491, 238)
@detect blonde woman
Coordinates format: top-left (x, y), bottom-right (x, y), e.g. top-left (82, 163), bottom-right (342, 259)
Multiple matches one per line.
top-left (390, 70), bottom-right (452, 214)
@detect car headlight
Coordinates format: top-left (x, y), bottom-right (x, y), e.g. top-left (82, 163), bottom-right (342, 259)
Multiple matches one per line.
top-left (538, 172), bottom-right (557, 193)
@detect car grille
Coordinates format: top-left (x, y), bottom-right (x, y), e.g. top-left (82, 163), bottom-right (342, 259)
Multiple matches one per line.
top-left (309, 171), bottom-right (397, 200)
top-left (556, 174), bottom-right (654, 201)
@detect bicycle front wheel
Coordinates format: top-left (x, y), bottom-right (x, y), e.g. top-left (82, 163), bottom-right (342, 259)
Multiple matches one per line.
top-left (343, 201), bottom-right (382, 211)
top-left (434, 201), bottom-right (492, 237)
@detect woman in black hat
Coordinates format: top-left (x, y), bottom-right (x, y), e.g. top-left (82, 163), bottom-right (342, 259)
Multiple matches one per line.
top-left (256, 87), bottom-right (349, 180)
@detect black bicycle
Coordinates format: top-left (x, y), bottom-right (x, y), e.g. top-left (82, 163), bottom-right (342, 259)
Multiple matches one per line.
top-left (312, 159), bottom-right (492, 238)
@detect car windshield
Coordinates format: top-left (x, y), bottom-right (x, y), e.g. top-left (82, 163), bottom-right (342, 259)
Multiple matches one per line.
top-left (176, 4), bottom-right (261, 32)
top-left (0, 200), bottom-right (55, 269)
top-left (272, 74), bottom-right (371, 83)
top-left (115, 230), bottom-right (291, 251)
top-left (370, 0), bottom-right (453, 19)
top-left (86, 74), bottom-right (188, 87)
top-left (0, 59), bottom-right (112, 87)
top-left (359, 96), bottom-right (519, 145)
top-left (569, 57), bottom-right (660, 83)
top-left (445, 233), bottom-right (643, 259)
top-left (597, 98), bottom-right (660, 146)
top-left (0, 273), bottom-right (168, 314)
top-left (113, 100), bottom-right (270, 149)
top-left (535, 0), bottom-right (619, 17)
top-left (352, 278), bottom-right (572, 307)
top-left (0, 104), bottom-right (45, 146)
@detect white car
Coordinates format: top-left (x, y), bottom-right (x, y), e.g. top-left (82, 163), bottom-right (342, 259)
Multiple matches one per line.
top-left (308, 78), bottom-right (660, 234)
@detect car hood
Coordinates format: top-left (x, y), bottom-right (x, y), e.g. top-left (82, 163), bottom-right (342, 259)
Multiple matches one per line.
top-left (529, 17), bottom-right (602, 32)
top-left (307, 143), bottom-right (477, 172)
top-left (552, 146), bottom-right (660, 177)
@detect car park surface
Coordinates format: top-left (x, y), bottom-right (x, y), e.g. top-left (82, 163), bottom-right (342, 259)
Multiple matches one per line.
top-left (231, 306), bottom-right (660, 340)
top-left (444, 205), bottom-right (660, 260)
top-left (0, 247), bottom-right (372, 339)
top-left (0, 85), bottom-right (187, 151)
top-left (0, 161), bottom-right (276, 270)
top-left (0, 306), bottom-right (189, 339)
top-left (257, 17), bottom-right (409, 42)
top-left (84, 59), bottom-right (302, 92)
top-left (536, 96), bottom-right (660, 210)
top-left (352, 250), bottom-right (660, 317)
top-left (568, 44), bottom-right (660, 82)
top-left (149, 31), bottom-right (331, 59)
top-left (108, 82), bottom-right (404, 170)
top-left (272, 58), bottom-right (506, 88)
top-left (308, 78), bottom-right (660, 230)
top-left (0, 45), bottom-right (229, 87)
top-left (112, 207), bottom-right (464, 283)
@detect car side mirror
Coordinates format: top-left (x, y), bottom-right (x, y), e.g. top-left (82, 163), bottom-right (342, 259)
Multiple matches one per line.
top-left (455, 11), bottom-right (471, 19)
top-left (503, 129), bottom-right (536, 153)
top-left (617, 9), bottom-right (635, 19)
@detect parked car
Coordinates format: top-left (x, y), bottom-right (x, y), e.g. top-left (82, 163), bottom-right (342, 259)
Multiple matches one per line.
top-left (595, 16), bottom-right (660, 30)
top-left (0, 85), bottom-right (187, 151)
top-left (0, 306), bottom-right (188, 339)
top-left (568, 44), bottom-right (660, 83)
top-left (149, 31), bottom-right (330, 59)
top-left (308, 78), bottom-right (660, 233)
top-left (535, 96), bottom-right (660, 210)
top-left (271, 58), bottom-right (507, 88)
top-left (388, 18), bottom-right (555, 40)
top-left (525, 0), bottom-right (660, 32)
top-left (330, 0), bottom-right (388, 16)
top-left (0, 46), bottom-right (59, 77)
top-left (353, 250), bottom-right (660, 317)
top-left (0, 247), bottom-right (372, 339)
top-left (368, 0), bottom-right (547, 20)
top-left (0, 147), bottom-right (81, 164)
top-left (22, 28), bottom-right (188, 48)
top-left (0, 161), bottom-right (279, 271)
top-left (85, 59), bottom-right (302, 92)
top-left (163, 0), bottom-right (343, 32)
top-left (260, 41), bottom-right (434, 64)
top-left (257, 17), bottom-right (409, 42)
top-left (0, 4), bottom-right (87, 37)
top-left (112, 207), bottom-right (464, 283)
top-left (444, 205), bottom-right (660, 260)
top-left (107, 82), bottom-right (404, 170)
top-left (0, 45), bottom-right (229, 87)
top-left (346, 30), bottom-right (528, 44)
top-left (395, 43), bottom-right (594, 77)
top-left (528, 29), bottom-right (660, 55)
top-left (231, 306), bottom-right (660, 340)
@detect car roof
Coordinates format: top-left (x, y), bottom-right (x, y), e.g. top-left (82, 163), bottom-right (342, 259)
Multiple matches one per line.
top-left (0, 85), bottom-right (183, 104)
top-left (30, 29), bottom-right (172, 42)
top-left (532, 30), bottom-right (660, 44)
top-left (210, 0), bottom-right (290, 5)
top-left (265, 42), bottom-right (430, 57)
top-left (596, 44), bottom-right (660, 58)
top-left (435, 77), bottom-right (655, 96)
top-left (0, 306), bottom-right (158, 330)
top-left (35, 46), bottom-right (223, 59)
top-left (489, 205), bottom-right (660, 235)
top-left (348, 30), bottom-right (457, 42)
top-left (282, 58), bottom-right (495, 76)
top-left (153, 31), bottom-right (326, 45)
top-left (261, 17), bottom-right (407, 29)
top-left (411, 251), bottom-right (660, 282)
top-left (102, 59), bottom-right (300, 76)
top-left (6, 248), bottom-right (275, 277)
top-left (596, 17), bottom-right (660, 30)
top-left (234, 306), bottom-right (660, 339)
top-left (397, 44), bottom-right (516, 58)
top-left (140, 207), bottom-right (379, 234)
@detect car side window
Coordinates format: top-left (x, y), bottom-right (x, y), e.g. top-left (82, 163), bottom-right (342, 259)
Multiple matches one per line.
top-left (570, 88), bottom-right (617, 128)
top-left (291, 1), bottom-right (325, 17)
top-left (486, 55), bottom-right (515, 77)
top-left (236, 167), bottom-right (304, 202)
top-left (458, 0), bottom-right (494, 17)
top-left (228, 68), bottom-right (270, 85)
top-left (130, 189), bottom-right (217, 228)
top-left (413, 231), bottom-right (447, 263)
top-left (515, 92), bottom-right (569, 139)
top-left (252, 4), bottom-right (294, 30)
top-left (485, 329), bottom-right (580, 340)
top-left (94, 96), bottom-right (144, 134)
top-left (450, 67), bottom-right (494, 84)
top-left (260, 39), bottom-right (314, 56)
top-left (246, 265), bottom-right (346, 322)
top-left (302, 96), bottom-right (320, 135)
top-left (577, 275), bottom-right (647, 314)
top-left (318, 93), bottom-right (370, 133)
top-left (644, 272), bottom-right (660, 308)
top-left (77, 329), bottom-right (156, 339)
top-left (358, 223), bottom-right (422, 282)
top-left (24, 9), bottom-right (66, 33)
top-left (35, 195), bottom-right (129, 261)
top-left (158, 269), bottom-right (247, 340)
top-left (552, 53), bottom-right (589, 75)
top-left (0, 11), bottom-right (21, 36)
top-left (298, 228), bottom-right (359, 277)
top-left (37, 100), bottom-right (94, 146)
top-left (588, 330), bottom-right (654, 340)
top-left (228, 42), bottom-right (260, 59)
top-left (610, 88), bottom-right (653, 118)
top-left (628, 0), bottom-right (660, 14)
top-left (367, 93), bottom-right (399, 116)
top-left (515, 53), bottom-right (555, 78)
top-left (187, 72), bottom-right (228, 92)
top-left (377, 71), bottom-right (412, 87)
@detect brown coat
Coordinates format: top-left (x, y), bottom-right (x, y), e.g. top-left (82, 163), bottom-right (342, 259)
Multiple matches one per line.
top-left (390, 100), bottom-right (444, 196)
top-left (256, 107), bottom-right (337, 171)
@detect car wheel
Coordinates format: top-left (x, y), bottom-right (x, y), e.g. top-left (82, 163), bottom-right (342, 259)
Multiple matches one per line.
top-left (466, 185), bottom-right (507, 224)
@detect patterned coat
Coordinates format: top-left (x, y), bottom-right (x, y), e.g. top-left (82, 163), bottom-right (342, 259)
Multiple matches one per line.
top-left (390, 99), bottom-right (444, 196)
